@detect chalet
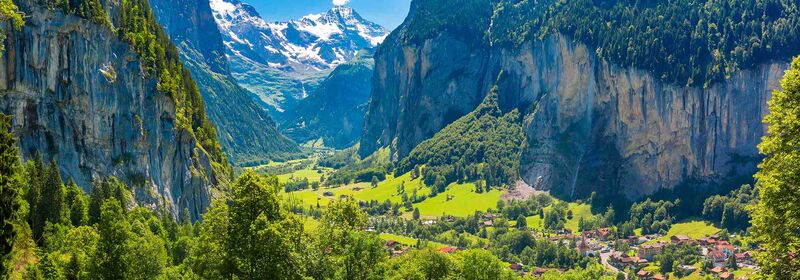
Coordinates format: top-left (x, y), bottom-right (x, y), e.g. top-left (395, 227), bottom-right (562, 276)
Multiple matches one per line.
top-left (652, 274), bottom-right (666, 280)
top-left (710, 266), bottom-right (726, 275)
top-left (670, 235), bottom-right (692, 245)
top-left (385, 240), bottom-right (398, 249)
top-left (509, 263), bottom-right (523, 272)
top-left (596, 228), bottom-right (612, 241)
top-left (636, 270), bottom-right (651, 279)
top-left (698, 237), bottom-right (718, 246)
top-left (719, 272), bottom-right (734, 280)
top-left (707, 248), bottom-right (727, 265)
top-left (639, 242), bottom-right (666, 261)
top-left (533, 268), bottom-right (549, 276)
top-left (482, 220), bottom-right (494, 227)
top-left (482, 213), bottom-right (497, 221)
top-left (717, 241), bottom-right (735, 256)
top-left (438, 247), bottom-right (458, 254)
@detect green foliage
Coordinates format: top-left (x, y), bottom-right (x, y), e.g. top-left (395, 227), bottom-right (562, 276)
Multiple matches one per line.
top-left (88, 177), bottom-right (132, 225)
top-left (454, 249), bottom-right (515, 280)
top-left (226, 170), bottom-right (304, 279)
top-left (0, 0), bottom-right (23, 56)
top-left (627, 199), bottom-right (677, 235)
top-left (0, 114), bottom-right (23, 275)
top-left (752, 56), bottom-right (800, 279)
top-left (397, 0), bottom-right (496, 46)
top-left (492, 0), bottom-right (800, 87)
top-left (91, 199), bottom-right (130, 279)
top-left (702, 184), bottom-right (757, 232)
top-left (397, 87), bottom-right (524, 189)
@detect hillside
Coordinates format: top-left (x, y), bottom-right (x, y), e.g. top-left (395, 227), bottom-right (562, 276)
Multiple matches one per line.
top-left (361, 0), bottom-right (796, 199)
top-left (148, 0), bottom-right (301, 166)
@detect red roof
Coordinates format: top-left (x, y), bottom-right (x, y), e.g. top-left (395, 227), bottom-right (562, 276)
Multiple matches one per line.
top-left (509, 263), bottom-right (523, 271)
top-left (653, 274), bottom-right (666, 280)
top-left (710, 267), bottom-right (726, 274)
top-left (438, 247), bottom-right (458, 254)
top-left (719, 272), bottom-right (733, 279)
top-left (636, 270), bottom-right (650, 276)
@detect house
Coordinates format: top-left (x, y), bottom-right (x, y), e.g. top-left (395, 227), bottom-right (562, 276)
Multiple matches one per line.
top-left (698, 237), bottom-right (718, 246)
top-left (707, 248), bottom-right (727, 266)
top-left (438, 247), bottom-right (458, 254)
top-left (670, 235), bottom-right (692, 245)
top-left (509, 263), bottom-right (523, 272)
top-left (639, 242), bottom-right (666, 261)
top-left (636, 270), bottom-right (651, 279)
top-left (710, 266), bottom-right (726, 275)
top-left (596, 228), bottom-right (612, 240)
top-left (719, 272), bottom-right (734, 280)
top-left (652, 274), bottom-right (666, 280)
top-left (717, 241), bottom-right (735, 256)
top-left (385, 240), bottom-right (398, 248)
top-left (533, 268), bottom-right (549, 276)
top-left (482, 220), bottom-right (493, 227)
top-left (482, 213), bottom-right (497, 221)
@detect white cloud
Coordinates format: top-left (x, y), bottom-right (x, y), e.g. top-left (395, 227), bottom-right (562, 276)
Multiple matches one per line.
top-left (332, 0), bottom-right (350, 6)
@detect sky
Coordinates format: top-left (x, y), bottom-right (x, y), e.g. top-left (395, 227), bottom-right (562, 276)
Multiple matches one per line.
top-left (244, 0), bottom-right (412, 30)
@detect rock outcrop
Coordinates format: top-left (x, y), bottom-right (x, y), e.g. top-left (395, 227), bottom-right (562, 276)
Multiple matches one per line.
top-left (0, 4), bottom-right (222, 219)
top-left (362, 28), bottom-right (787, 199)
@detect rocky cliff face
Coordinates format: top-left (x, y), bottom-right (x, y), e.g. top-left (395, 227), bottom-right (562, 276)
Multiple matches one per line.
top-left (149, 0), bottom-right (300, 166)
top-left (0, 5), bottom-right (221, 219)
top-left (362, 31), bottom-right (786, 198)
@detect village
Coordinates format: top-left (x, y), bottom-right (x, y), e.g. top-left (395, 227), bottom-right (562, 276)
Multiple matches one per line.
top-left (381, 212), bottom-right (760, 280)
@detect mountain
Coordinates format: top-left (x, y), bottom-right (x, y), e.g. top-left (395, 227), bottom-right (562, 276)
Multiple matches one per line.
top-left (0, 0), bottom-right (231, 219)
top-left (148, 0), bottom-right (301, 166)
top-left (209, 0), bottom-right (388, 116)
top-left (361, 0), bottom-right (799, 199)
top-left (281, 50), bottom-right (375, 149)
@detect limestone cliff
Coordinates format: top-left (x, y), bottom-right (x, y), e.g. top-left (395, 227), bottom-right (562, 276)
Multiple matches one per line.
top-left (362, 31), bottom-right (787, 199)
top-left (0, 4), bottom-right (224, 219)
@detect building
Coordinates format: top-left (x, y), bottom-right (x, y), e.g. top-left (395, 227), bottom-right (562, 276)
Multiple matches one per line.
top-left (707, 248), bottom-right (727, 266)
top-left (719, 272), bottom-right (734, 280)
top-left (639, 242), bottom-right (666, 261)
top-left (596, 228), bottom-right (612, 241)
top-left (670, 235), bottom-right (692, 245)
top-left (717, 241), bottom-right (735, 256)
top-left (509, 263), bottom-right (523, 272)
top-left (636, 270), bottom-right (651, 279)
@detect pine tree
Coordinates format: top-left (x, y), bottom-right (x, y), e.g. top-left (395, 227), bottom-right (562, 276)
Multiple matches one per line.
top-left (752, 56), bottom-right (800, 279)
top-left (0, 114), bottom-right (23, 274)
top-left (33, 161), bottom-right (67, 241)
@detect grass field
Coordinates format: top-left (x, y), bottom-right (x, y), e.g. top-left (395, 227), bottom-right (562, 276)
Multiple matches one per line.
top-left (276, 167), bottom-right (333, 183)
top-left (379, 233), bottom-right (448, 249)
top-left (658, 220), bottom-right (721, 241)
top-left (414, 183), bottom-right (502, 218)
top-left (352, 172), bottom-right (429, 203)
top-left (564, 203), bottom-right (593, 232)
top-left (523, 201), bottom-right (594, 231)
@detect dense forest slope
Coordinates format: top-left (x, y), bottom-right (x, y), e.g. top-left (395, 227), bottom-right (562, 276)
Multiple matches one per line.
top-left (361, 0), bottom-right (797, 198)
top-left (0, 0), bottom-right (230, 219)
top-left (282, 51), bottom-right (375, 148)
top-left (148, 0), bottom-right (300, 166)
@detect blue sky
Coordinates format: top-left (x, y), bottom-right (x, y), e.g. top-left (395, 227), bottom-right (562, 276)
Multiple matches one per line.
top-left (244, 0), bottom-right (412, 30)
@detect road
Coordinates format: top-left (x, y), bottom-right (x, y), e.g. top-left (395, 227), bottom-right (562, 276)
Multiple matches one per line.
top-left (600, 252), bottom-right (625, 277)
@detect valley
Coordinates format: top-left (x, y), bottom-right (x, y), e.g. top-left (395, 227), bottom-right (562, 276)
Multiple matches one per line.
top-left (0, 0), bottom-right (798, 279)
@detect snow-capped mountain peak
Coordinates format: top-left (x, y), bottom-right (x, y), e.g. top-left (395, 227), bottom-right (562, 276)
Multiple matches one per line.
top-left (210, 0), bottom-right (388, 72)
